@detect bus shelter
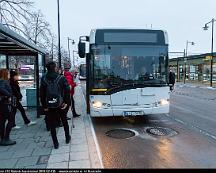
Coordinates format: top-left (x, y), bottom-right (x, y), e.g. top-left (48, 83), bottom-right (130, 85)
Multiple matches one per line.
top-left (0, 23), bottom-right (47, 118)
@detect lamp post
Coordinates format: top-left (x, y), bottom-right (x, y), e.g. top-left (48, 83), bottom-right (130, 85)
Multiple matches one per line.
top-left (203, 18), bottom-right (216, 87)
top-left (57, 0), bottom-right (61, 68)
top-left (67, 37), bottom-right (72, 60)
top-left (184, 41), bottom-right (195, 84)
top-left (73, 50), bottom-right (78, 67)
top-left (67, 38), bottom-right (75, 67)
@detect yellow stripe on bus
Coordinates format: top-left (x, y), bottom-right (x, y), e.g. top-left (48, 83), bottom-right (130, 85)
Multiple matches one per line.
top-left (91, 89), bottom-right (108, 92)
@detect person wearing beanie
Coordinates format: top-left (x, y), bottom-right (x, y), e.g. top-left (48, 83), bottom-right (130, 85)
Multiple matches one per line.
top-left (9, 69), bottom-right (36, 129)
top-left (63, 68), bottom-right (80, 118)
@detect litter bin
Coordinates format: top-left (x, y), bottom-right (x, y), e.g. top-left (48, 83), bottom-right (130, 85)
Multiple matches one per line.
top-left (26, 88), bottom-right (37, 107)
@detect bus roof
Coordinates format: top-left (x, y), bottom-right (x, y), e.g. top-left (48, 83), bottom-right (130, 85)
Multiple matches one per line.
top-left (89, 28), bottom-right (168, 45)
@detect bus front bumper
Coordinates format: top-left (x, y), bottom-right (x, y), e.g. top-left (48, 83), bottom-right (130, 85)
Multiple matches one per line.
top-left (90, 105), bottom-right (169, 117)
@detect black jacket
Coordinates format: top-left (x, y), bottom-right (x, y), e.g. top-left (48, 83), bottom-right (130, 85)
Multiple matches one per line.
top-left (0, 80), bottom-right (13, 98)
top-left (169, 72), bottom-right (175, 84)
top-left (40, 72), bottom-right (71, 109)
top-left (10, 80), bottom-right (22, 100)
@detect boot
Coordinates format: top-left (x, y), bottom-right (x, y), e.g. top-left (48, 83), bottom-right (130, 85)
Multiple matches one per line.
top-left (66, 117), bottom-right (71, 120)
top-left (73, 113), bottom-right (81, 118)
top-left (66, 135), bottom-right (71, 144)
top-left (54, 142), bottom-right (59, 149)
top-left (0, 138), bottom-right (16, 146)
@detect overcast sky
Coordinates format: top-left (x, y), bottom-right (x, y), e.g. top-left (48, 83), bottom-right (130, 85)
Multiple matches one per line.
top-left (35, 0), bottom-right (216, 57)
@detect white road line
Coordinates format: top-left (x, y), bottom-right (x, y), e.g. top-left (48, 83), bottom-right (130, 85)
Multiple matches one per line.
top-left (165, 114), bottom-right (216, 141)
top-left (79, 84), bottom-right (104, 168)
top-left (88, 114), bottom-right (104, 168)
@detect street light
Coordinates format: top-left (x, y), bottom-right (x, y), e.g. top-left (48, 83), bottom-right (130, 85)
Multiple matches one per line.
top-left (67, 37), bottom-right (72, 59)
top-left (203, 18), bottom-right (216, 87)
top-left (184, 41), bottom-right (195, 84)
top-left (57, 0), bottom-right (61, 68)
top-left (67, 37), bottom-right (75, 67)
top-left (73, 50), bottom-right (78, 67)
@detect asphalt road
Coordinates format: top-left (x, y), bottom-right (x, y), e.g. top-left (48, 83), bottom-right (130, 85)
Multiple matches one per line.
top-left (90, 85), bottom-right (216, 168)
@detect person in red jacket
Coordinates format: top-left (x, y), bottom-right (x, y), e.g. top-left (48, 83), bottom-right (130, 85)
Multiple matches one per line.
top-left (64, 68), bottom-right (80, 118)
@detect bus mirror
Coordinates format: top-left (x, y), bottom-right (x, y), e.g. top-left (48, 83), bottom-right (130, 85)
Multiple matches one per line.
top-left (78, 42), bottom-right (86, 58)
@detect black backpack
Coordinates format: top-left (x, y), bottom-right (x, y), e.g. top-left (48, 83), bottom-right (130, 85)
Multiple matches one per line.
top-left (43, 75), bottom-right (64, 108)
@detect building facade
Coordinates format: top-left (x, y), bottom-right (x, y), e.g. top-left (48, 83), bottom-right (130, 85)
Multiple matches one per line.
top-left (169, 52), bottom-right (216, 85)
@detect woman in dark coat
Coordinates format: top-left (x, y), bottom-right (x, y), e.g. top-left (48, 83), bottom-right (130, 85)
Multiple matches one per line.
top-left (169, 70), bottom-right (176, 91)
top-left (0, 69), bottom-right (16, 146)
top-left (9, 70), bottom-right (36, 129)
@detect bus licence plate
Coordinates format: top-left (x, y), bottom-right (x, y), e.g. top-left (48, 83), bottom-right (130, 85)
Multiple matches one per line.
top-left (123, 111), bottom-right (144, 116)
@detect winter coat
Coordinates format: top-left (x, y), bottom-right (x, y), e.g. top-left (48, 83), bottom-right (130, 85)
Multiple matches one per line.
top-left (169, 72), bottom-right (175, 85)
top-left (9, 79), bottom-right (22, 100)
top-left (64, 71), bottom-right (76, 96)
top-left (40, 72), bottom-right (71, 109)
top-left (0, 80), bottom-right (13, 98)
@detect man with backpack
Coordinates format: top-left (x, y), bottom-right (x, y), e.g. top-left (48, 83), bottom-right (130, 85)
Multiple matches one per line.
top-left (40, 61), bottom-right (71, 149)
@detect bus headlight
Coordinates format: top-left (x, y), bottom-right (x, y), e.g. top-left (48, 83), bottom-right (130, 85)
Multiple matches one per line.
top-left (159, 99), bottom-right (169, 105)
top-left (92, 101), bottom-right (103, 108)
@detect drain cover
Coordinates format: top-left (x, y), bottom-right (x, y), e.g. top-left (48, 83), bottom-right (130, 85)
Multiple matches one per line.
top-left (106, 128), bottom-right (137, 139)
top-left (145, 127), bottom-right (177, 137)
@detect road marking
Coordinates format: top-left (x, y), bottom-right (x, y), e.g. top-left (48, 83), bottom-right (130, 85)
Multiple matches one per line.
top-left (88, 114), bottom-right (104, 168)
top-left (79, 84), bottom-right (104, 168)
top-left (165, 114), bottom-right (216, 141)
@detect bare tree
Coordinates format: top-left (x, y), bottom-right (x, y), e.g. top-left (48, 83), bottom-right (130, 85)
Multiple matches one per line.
top-left (24, 10), bottom-right (52, 44)
top-left (0, 0), bottom-right (34, 37)
top-left (0, 0), bottom-right (66, 67)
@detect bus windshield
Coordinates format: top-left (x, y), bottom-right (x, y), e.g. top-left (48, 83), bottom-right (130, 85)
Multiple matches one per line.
top-left (91, 44), bottom-right (168, 89)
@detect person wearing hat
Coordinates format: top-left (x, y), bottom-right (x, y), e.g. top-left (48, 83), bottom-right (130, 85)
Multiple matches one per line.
top-left (9, 69), bottom-right (36, 129)
top-left (63, 67), bottom-right (80, 118)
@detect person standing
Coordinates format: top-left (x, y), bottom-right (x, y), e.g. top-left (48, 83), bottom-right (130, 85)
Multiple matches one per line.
top-left (40, 62), bottom-right (71, 149)
top-left (9, 70), bottom-right (36, 129)
top-left (0, 69), bottom-right (16, 146)
top-left (169, 70), bottom-right (176, 91)
top-left (63, 68), bottom-right (80, 118)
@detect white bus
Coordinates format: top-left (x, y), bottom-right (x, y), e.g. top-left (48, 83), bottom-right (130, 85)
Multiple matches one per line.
top-left (78, 28), bottom-right (170, 117)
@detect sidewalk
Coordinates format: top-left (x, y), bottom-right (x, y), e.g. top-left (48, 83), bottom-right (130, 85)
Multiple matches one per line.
top-left (176, 82), bottom-right (216, 90)
top-left (0, 84), bottom-right (103, 169)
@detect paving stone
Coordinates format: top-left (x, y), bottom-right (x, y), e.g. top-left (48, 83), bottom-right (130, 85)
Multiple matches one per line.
top-left (24, 164), bottom-right (47, 169)
top-left (0, 146), bottom-right (10, 152)
top-left (71, 138), bottom-right (87, 145)
top-left (0, 149), bottom-right (16, 160)
top-left (69, 160), bottom-right (90, 168)
top-left (70, 151), bottom-right (89, 161)
top-left (44, 141), bottom-right (53, 148)
top-left (14, 156), bottom-right (39, 168)
top-left (0, 158), bottom-right (18, 168)
top-left (51, 145), bottom-right (70, 155)
top-left (32, 147), bottom-right (52, 156)
top-left (36, 141), bottom-right (46, 148)
top-left (71, 136), bottom-right (86, 141)
top-left (17, 133), bottom-right (35, 139)
top-left (12, 148), bottom-right (34, 158)
top-left (70, 144), bottom-right (88, 152)
top-left (7, 141), bottom-right (30, 152)
top-left (47, 162), bottom-right (68, 169)
top-left (48, 153), bottom-right (69, 164)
